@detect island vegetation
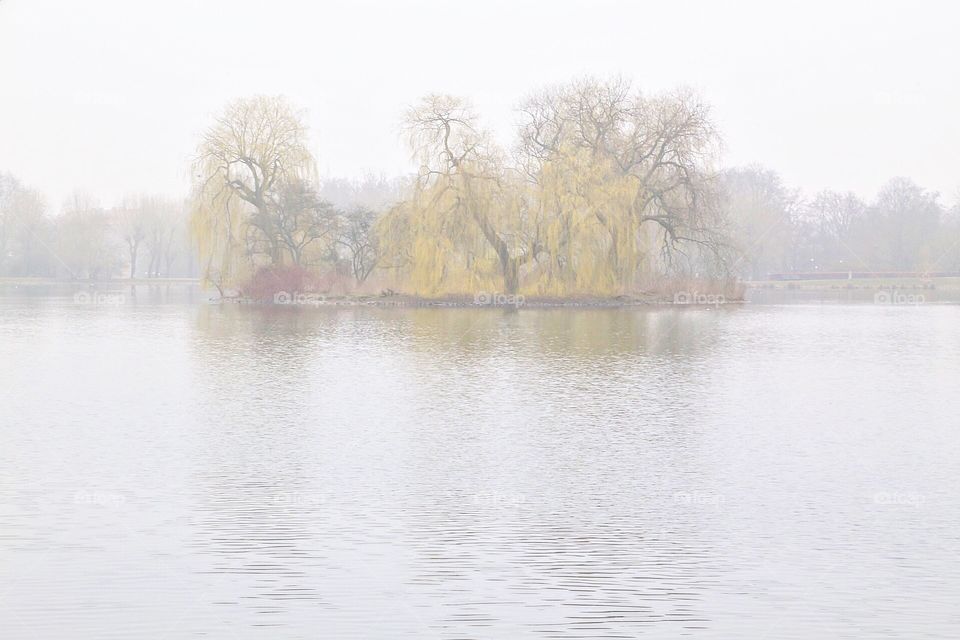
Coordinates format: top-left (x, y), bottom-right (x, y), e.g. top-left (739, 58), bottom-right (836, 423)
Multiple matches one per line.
top-left (2, 77), bottom-right (958, 304)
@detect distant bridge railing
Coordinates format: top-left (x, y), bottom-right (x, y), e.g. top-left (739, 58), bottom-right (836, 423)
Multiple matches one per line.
top-left (765, 271), bottom-right (960, 281)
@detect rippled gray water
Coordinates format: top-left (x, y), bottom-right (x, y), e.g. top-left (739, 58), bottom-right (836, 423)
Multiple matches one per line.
top-left (1, 287), bottom-right (959, 638)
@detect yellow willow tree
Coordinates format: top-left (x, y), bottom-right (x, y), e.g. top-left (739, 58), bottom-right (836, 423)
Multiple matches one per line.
top-left (191, 95), bottom-right (316, 288)
top-left (378, 95), bottom-right (542, 295)
top-left (518, 78), bottom-right (726, 292)
top-left (380, 79), bottom-right (727, 298)
top-left (519, 142), bottom-right (641, 295)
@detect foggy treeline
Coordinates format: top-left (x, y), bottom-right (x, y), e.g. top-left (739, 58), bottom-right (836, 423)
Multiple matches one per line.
top-left (726, 168), bottom-right (960, 279)
top-left (0, 178), bottom-right (194, 280)
top-left (0, 171), bottom-right (399, 281)
top-left (3, 78), bottom-right (958, 291)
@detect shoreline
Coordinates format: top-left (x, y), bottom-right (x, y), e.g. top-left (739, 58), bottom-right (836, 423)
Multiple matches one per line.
top-left (0, 277), bottom-right (201, 286)
top-left (234, 293), bottom-right (744, 308)
top-left (0, 277), bottom-right (744, 307)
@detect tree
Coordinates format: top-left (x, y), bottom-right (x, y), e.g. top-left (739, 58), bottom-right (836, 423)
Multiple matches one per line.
top-left (0, 173), bottom-right (51, 277)
top-left (118, 198), bottom-right (148, 278)
top-left (378, 79), bottom-right (726, 297)
top-left (517, 78), bottom-right (726, 290)
top-left (722, 166), bottom-right (799, 278)
top-left (378, 95), bottom-right (537, 294)
top-left (931, 193), bottom-right (960, 271)
top-left (134, 196), bottom-right (190, 278)
top-left (192, 96), bottom-right (315, 285)
top-left (273, 179), bottom-right (339, 267)
top-left (858, 178), bottom-right (941, 270)
top-left (806, 190), bottom-right (866, 270)
top-left (56, 192), bottom-right (119, 280)
top-left (336, 206), bottom-right (380, 282)
top-left (0, 173), bottom-right (19, 273)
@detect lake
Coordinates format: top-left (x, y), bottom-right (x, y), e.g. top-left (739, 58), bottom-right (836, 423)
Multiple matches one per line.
top-left (1, 285), bottom-right (958, 639)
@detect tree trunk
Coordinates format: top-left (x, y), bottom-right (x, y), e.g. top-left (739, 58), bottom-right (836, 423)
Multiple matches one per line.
top-left (608, 226), bottom-right (620, 275)
top-left (500, 251), bottom-right (519, 295)
top-left (468, 195), bottom-right (520, 295)
top-left (129, 244), bottom-right (138, 278)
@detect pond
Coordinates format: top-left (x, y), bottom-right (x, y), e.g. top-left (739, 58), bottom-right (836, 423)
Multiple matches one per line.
top-left (1, 286), bottom-right (958, 638)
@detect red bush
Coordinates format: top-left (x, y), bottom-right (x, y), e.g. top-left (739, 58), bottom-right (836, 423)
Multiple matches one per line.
top-left (243, 265), bottom-right (321, 303)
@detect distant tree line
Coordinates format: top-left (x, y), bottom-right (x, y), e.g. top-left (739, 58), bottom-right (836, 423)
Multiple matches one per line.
top-left (0, 167), bottom-right (398, 283)
top-left (0, 175), bottom-right (194, 279)
top-left (724, 167), bottom-right (960, 278)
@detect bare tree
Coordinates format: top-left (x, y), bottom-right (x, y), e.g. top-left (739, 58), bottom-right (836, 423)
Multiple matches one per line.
top-left (805, 190), bottom-right (866, 270)
top-left (118, 198), bottom-right (148, 278)
top-left (336, 206), bottom-right (380, 282)
top-left (0, 173), bottom-right (50, 276)
top-left (859, 177), bottom-right (941, 270)
top-left (721, 166), bottom-right (799, 278)
top-left (57, 192), bottom-right (119, 280)
top-left (137, 196), bottom-right (189, 278)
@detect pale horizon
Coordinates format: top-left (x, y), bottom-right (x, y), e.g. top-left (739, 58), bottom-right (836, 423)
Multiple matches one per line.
top-left (2, 0), bottom-right (958, 211)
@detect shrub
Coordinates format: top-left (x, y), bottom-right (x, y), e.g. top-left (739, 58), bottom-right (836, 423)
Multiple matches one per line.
top-left (243, 265), bottom-right (321, 303)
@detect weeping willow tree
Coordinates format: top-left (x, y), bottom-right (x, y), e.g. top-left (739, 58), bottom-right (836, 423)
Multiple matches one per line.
top-left (191, 95), bottom-right (320, 289)
top-left (377, 95), bottom-right (541, 295)
top-left (378, 78), bottom-right (728, 297)
top-left (520, 143), bottom-right (643, 295)
top-left (518, 78), bottom-right (728, 291)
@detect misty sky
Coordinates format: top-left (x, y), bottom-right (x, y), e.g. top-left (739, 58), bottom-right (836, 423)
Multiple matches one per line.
top-left (1, 0), bottom-right (957, 210)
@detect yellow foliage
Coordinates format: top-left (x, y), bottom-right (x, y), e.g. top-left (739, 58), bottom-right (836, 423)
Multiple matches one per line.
top-left (378, 140), bottom-right (653, 297)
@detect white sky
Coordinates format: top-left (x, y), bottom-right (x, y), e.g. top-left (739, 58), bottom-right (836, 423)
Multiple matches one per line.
top-left (1, 0), bottom-right (958, 210)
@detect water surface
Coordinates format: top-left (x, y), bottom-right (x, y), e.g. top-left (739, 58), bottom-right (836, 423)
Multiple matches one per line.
top-left (1, 287), bottom-right (958, 638)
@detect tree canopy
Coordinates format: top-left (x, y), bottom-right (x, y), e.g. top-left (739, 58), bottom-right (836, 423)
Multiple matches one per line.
top-left (376, 78), bottom-right (727, 296)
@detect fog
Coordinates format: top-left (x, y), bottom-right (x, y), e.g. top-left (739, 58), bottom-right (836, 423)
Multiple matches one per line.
top-left (1, 0), bottom-right (958, 209)
top-left (3, 3), bottom-right (960, 640)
